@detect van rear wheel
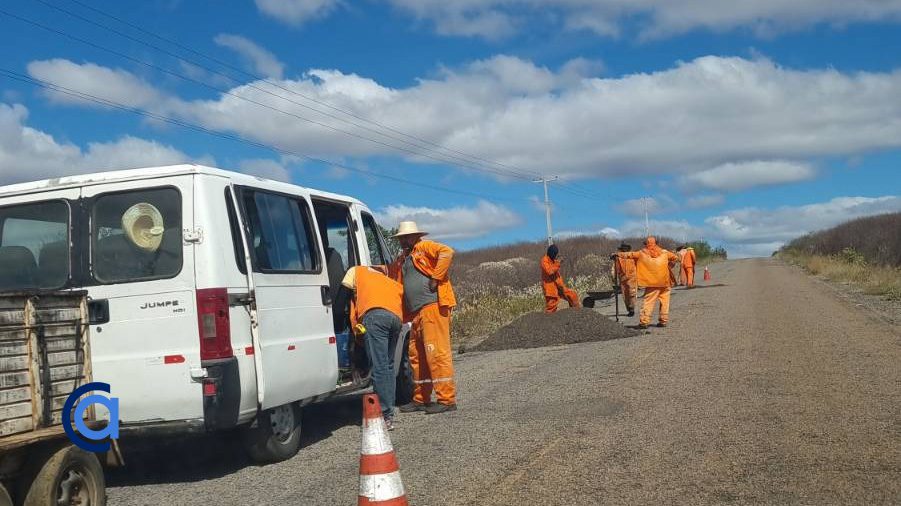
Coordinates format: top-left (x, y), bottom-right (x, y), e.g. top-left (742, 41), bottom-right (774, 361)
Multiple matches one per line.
top-left (242, 404), bottom-right (302, 464)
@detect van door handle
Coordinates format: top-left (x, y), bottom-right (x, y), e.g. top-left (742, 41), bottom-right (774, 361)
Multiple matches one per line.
top-left (321, 285), bottom-right (332, 306)
top-left (88, 299), bottom-right (110, 325)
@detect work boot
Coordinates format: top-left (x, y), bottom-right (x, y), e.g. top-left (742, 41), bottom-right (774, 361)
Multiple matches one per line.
top-left (637, 323), bottom-right (649, 330)
top-left (627, 310), bottom-right (635, 317)
top-left (384, 415), bottom-right (396, 431)
top-left (657, 322), bottom-right (667, 328)
top-left (424, 403), bottom-right (457, 415)
top-left (398, 402), bottom-right (429, 413)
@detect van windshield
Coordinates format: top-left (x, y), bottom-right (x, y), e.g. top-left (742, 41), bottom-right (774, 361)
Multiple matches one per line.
top-left (0, 201), bottom-right (70, 291)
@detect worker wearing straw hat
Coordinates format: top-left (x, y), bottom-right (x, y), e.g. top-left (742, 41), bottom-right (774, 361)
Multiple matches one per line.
top-left (389, 221), bottom-right (458, 415)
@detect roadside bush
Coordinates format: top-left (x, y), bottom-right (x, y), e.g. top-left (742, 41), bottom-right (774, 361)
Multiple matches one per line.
top-left (782, 213), bottom-right (901, 267)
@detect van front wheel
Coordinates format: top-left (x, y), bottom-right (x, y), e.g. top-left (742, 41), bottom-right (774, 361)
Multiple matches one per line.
top-left (242, 404), bottom-right (302, 464)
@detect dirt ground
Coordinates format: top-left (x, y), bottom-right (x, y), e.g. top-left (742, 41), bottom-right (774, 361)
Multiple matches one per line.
top-left (472, 307), bottom-right (639, 352)
top-left (109, 259), bottom-right (901, 505)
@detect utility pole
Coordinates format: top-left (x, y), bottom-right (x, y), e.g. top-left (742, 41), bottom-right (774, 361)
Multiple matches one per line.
top-left (534, 176), bottom-right (559, 245)
top-left (643, 197), bottom-right (650, 237)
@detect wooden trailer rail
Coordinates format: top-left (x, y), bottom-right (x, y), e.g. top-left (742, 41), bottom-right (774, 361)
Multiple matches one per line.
top-left (0, 292), bottom-right (92, 450)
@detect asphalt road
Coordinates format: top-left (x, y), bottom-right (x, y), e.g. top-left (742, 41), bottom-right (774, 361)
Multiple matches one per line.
top-left (108, 259), bottom-right (900, 505)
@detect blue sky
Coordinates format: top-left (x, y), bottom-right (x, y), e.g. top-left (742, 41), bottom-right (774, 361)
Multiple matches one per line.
top-left (1, 0), bottom-right (900, 257)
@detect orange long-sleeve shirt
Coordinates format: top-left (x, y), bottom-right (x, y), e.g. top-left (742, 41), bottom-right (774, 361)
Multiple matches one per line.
top-left (619, 249), bottom-right (679, 288)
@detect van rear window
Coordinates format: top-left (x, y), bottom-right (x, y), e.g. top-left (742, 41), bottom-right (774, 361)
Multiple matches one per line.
top-left (92, 188), bottom-right (183, 284)
top-left (0, 201), bottom-right (69, 290)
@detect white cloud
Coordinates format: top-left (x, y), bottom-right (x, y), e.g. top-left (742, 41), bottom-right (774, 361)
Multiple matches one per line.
top-left (557, 226), bottom-right (621, 239)
top-left (621, 219), bottom-right (704, 242)
top-left (385, 0), bottom-right (901, 39)
top-left (26, 59), bottom-right (164, 109)
top-left (25, 56), bottom-right (901, 185)
top-left (686, 194), bottom-right (725, 209)
top-left (254, 0), bottom-right (339, 26)
top-left (705, 196), bottom-right (901, 245)
top-left (237, 158), bottom-right (291, 182)
top-left (376, 201), bottom-right (522, 240)
top-left (214, 34), bottom-right (285, 79)
top-left (682, 160), bottom-right (815, 192)
top-left (0, 103), bottom-right (208, 185)
top-left (619, 196), bottom-right (676, 217)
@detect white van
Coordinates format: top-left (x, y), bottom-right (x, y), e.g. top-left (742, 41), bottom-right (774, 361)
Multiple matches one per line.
top-left (0, 164), bottom-right (412, 463)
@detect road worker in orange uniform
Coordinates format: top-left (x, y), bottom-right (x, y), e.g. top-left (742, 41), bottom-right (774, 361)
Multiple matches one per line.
top-left (677, 245), bottom-right (697, 288)
top-left (611, 242), bottom-right (638, 317)
top-left (541, 244), bottom-right (581, 313)
top-left (336, 265), bottom-right (404, 429)
top-left (389, 221), bottom-right (458, 415)
top-left (615, 237), bottom-right (679, 329)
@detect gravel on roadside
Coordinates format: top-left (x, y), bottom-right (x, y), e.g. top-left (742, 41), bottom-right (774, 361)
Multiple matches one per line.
top-left (472, 308), bottom-right (639, 352)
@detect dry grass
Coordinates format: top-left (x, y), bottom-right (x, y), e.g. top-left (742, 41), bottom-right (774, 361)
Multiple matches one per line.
top-left (780, 250), bottom-right (901, 301)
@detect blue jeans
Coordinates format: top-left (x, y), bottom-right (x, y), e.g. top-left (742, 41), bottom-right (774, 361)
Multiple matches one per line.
top-left (362, 309), bottom-right (401, 418)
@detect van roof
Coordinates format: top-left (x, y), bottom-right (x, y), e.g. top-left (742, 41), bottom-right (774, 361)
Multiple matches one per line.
top-left (0, 164), bottom-right (365, 206)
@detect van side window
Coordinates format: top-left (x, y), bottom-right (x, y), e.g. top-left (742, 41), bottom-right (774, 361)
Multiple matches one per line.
top-left (0, 201), bottom-right (69, 290)
top-left (361, 213), bottom-right (392, 266)
top-left (242, 190), bottom-right (320, 273)
top-left (92, 188), bottom-right (183, 284)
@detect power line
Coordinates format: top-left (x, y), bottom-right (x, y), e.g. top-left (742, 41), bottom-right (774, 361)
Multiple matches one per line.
top-left (2, 6), bottom-right (534, 183)
top-left (29, 0), bottom-right (541, 182)
top-left (56, 0), bottom-right (547, 181)
top-left (0, 67), bottom-right (524, 204)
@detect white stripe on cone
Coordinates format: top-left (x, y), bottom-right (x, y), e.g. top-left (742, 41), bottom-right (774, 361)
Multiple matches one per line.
top-left (359, 471), bottom-right (406, 502)
top-left (361, 417), bottom-right (394, 455)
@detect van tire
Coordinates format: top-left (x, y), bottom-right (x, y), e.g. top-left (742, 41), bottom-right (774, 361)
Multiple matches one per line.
top-left (395, 332), bottom-right (414, 405)
top-left (19, 445), bottom-right (106, 506)
top-left (242, 404), bottom-right (302, 464)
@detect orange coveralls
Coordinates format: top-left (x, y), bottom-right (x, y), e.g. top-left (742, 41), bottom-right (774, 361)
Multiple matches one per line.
top-left (390, 240), bottom-right (457, 407)
top-left (619, 240), bottom-right (679, 326)
top-left (680, 248), bottom-right (697, 288)
top-left (541, 255), bottom-right (580, 313)
top-left (612, 256), bottom-right (638, 312)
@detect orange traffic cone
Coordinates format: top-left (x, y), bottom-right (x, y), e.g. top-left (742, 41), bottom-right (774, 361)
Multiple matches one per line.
top-left (703, 266), bottom-right (711, 281)
top-left (359, 394), bottom-right (408, 506)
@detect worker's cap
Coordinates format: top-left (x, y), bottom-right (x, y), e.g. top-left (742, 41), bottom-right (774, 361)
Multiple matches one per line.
top-left (618, 242), bottom-right (632, 251)
top-left (393, 221), bottom-right (428, 237)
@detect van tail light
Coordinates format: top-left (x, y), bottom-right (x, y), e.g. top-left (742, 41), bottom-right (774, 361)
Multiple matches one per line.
top-left (196, 288), bottom-right (233, 360)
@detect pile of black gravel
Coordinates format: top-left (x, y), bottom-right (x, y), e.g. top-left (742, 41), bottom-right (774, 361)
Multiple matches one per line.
top-left (472, 308), bottom-right (640, 352)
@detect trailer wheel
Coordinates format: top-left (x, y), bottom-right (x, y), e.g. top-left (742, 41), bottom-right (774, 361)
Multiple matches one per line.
top-left (395, 331), bottom-right (414, 406)
top-left (19, 445), bottom-right (105, 506)
top-left (242, 404), bottom-right (302, 464)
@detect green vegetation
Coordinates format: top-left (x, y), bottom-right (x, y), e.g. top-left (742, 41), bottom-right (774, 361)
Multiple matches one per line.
top-left (685, 240), bottom-right (728, 263)
top-left (778, 213), bottom-right (901, 301)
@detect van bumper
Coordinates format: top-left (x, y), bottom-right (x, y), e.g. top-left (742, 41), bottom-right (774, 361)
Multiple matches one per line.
top-left (202, 357), bottom-right (241, 431)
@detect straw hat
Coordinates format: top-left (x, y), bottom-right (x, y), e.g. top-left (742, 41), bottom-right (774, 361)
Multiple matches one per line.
top-left (393, 221), bottom-right (428, 237)
top-left (122, 203), bottom-right (165, 252)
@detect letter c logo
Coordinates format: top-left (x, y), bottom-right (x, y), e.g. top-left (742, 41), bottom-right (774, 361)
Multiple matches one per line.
top-left (62, 382), bottom-right (120, 453)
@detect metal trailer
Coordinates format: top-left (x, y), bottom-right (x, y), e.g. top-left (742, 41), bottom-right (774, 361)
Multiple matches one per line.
top-left (0, 292), bottom-right (108, 506)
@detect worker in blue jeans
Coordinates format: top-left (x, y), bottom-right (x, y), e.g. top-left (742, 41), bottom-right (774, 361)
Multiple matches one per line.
top-left (338, 266), bottom-right (404, 429)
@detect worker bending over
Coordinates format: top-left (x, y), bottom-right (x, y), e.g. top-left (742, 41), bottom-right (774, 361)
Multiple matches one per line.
top-left (611, 242), bottom-right (638, 317)
top-left (390, 221), bottom-right (458, 415)
top-left (677, 245), bottom-right (697, 288)
top-left (336, 266), bottom-right (404, 429)
top-left (541, 244), bottom-right (581, 313)
top-left (615, 237), bottom-right (679, 329)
